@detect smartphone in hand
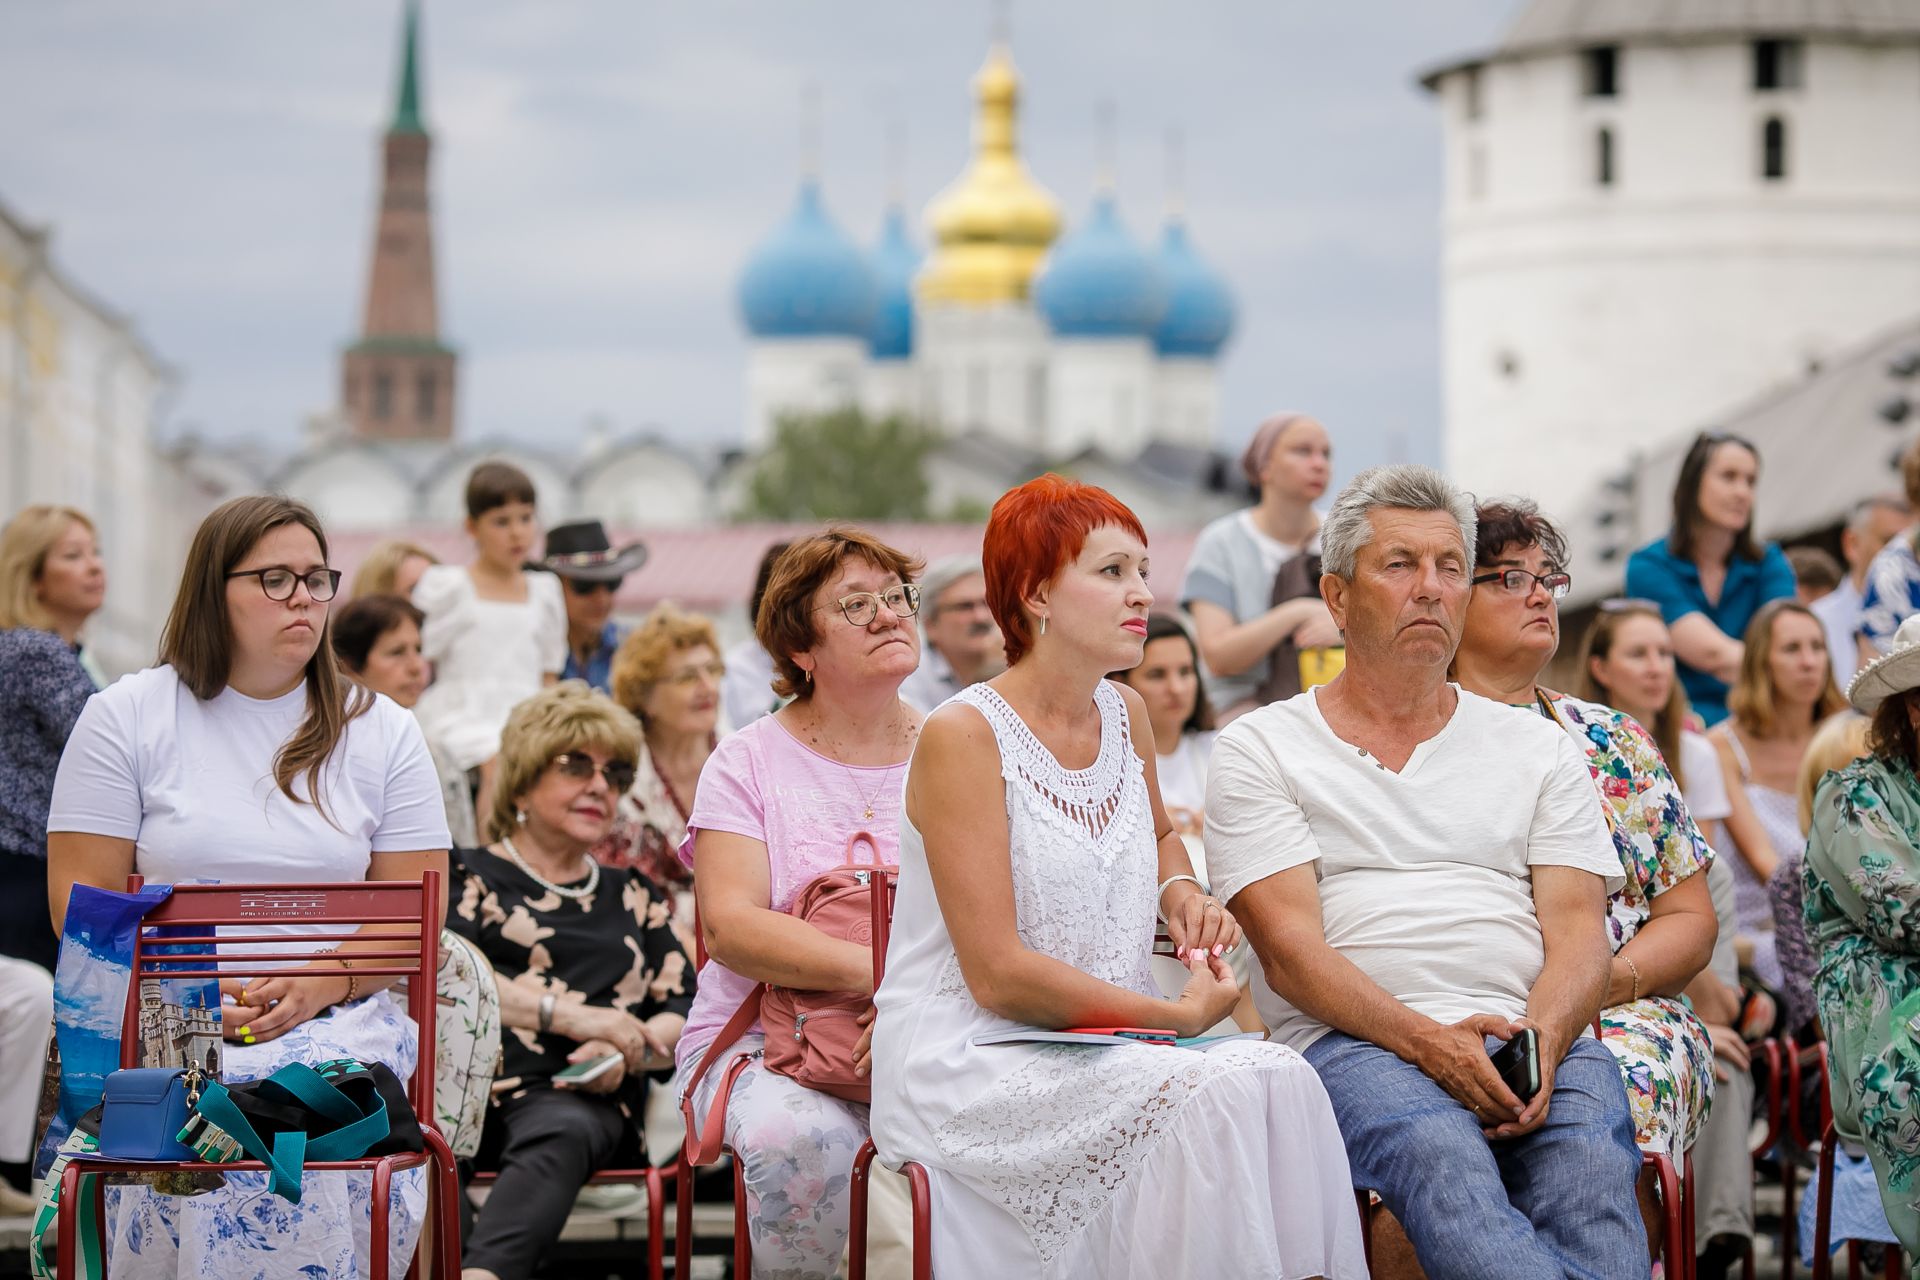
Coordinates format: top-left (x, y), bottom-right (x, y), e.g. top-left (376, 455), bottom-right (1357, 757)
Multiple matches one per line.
top-left (553, 1053), bottom-right (622, 1088)
top-left (1488, 1027), bottom-right (1541, 1103)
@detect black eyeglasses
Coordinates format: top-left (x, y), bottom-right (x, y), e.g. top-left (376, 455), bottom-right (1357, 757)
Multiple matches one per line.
top-left (548, 752), bottom-right (637, 794)
top-left (227, 567), bottom-right (342, 603)
top-left (1471, 569), bottom-right (1572, 600)
top-left (822, 583), bottom-right (921, 626)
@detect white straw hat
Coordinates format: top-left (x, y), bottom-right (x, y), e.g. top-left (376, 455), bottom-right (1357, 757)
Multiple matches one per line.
top-left (1847, 614), bottom-right (1920, 713)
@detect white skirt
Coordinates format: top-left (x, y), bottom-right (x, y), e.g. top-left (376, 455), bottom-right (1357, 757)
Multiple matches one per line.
top-left (875, 1017), bottom-right (1368, 1279)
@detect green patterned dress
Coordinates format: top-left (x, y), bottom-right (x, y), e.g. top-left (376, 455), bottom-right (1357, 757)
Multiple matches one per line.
top-left (1804, 755), bottom-right (1920, 1266)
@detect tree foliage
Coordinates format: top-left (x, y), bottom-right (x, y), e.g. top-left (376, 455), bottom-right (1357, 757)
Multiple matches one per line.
top-left (738, 407), bottom-right (937, 522)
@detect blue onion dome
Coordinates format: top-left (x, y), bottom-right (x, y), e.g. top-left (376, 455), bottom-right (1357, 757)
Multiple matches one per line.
top-left (1152, 219), bottom-right (1235, 358)
top-left (738, 179), bottom-right (879, 339)
top-left (868, 205), bottom-right (921, 360)
top-left (1034, 192), bottom-right (1167, 338)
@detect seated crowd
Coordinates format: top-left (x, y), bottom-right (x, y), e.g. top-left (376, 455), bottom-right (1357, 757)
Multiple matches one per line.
top-left (0, 430), bottom-right (1917, 1280)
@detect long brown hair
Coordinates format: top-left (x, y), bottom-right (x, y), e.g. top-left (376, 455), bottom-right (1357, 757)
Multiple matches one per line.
top-left (1575, 602), bottom-right (1694, 790)
top-left (159, 495), bottom-right (371, 820)
top-left (1727, 598), bottom-right (1847, 737)
top-left (1669, 432), bottom-right (1763, 563)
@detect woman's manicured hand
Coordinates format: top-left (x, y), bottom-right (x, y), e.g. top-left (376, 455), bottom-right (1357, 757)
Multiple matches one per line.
top-left (222, 968), bottom-right (353, 1045)
top-left (1170, 950), bottom-right (1240, 1038)
top-left (1164, 885), bottom-right (1242, 962)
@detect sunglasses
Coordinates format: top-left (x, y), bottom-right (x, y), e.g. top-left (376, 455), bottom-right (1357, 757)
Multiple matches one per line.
top-left (565, 578), bottom-right (622, 596)
top-left (548, 752), bottom-right (637, 794)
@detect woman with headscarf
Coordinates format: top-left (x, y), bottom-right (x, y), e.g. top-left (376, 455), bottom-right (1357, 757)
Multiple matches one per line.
top-left (1178, 413), bottom-right (1339, 722)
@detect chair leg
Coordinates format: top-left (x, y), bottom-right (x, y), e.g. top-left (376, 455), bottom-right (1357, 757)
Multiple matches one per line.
top-left (1784, 1154), bottom-right (1801, 1280)
top-left (732, 1154), bottom-right (752, 1278)
top-left (1650, 1154), bottom-right (1684, 1280)
top-left (904, 1161), bottom-right (933, 1280)
top-left (373, 1160), bottom-right (395, 1280)
top-left (673, 1157), bottom-right (694, 1280)
top-left (1813, 1128), bottom-right (1838, 1280)
top-left (646, 1166), bottom-right (665, 1280)
top-left (1684, 1151), bottom-right (1698, 1280)
top-left (847, 1140), bottom-right (876, 1280)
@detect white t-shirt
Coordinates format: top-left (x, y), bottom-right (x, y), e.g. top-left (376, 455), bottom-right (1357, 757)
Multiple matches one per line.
top-left (1679, 729), bottom-right (1732, 825)
top-left (1204, 685), bottom-right (1623, 1052)
top-left (1154, 730), bottom-right (1217, 817)
top-left (49, 665), bottom-right (451, 960)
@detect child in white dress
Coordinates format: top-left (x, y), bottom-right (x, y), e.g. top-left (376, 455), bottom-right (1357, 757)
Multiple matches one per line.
top-left (412, 461), bottom-right (566, 784)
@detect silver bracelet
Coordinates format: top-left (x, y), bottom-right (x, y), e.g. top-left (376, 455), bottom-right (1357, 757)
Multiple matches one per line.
top-left (1156, 873), bottom-right (1207, 923)
top-left (538, 992), bottom-right (557, 1034)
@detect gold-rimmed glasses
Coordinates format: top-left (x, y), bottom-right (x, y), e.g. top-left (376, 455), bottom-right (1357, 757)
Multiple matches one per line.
top-left (822, 583), bottom-right (921, 626)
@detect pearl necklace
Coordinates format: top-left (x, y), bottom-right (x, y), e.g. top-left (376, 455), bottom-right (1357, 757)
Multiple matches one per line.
top-left (499, 836), bottom-right (600, 901)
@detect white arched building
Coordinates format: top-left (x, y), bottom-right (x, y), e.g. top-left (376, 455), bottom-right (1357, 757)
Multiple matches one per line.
top-left (1423, 0), bottom-right (1920, 500)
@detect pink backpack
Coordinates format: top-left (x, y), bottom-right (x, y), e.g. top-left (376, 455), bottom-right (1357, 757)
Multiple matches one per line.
top-left (682, 832), bottom-right (896, 1166)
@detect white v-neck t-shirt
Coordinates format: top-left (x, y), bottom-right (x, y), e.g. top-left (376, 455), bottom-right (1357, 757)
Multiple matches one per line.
top-left (1203, 684), bottom-right (1623, 1052)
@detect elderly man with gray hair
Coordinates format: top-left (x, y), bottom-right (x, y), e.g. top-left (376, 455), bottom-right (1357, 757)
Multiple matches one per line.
top-left (899, 553), bottom-right (1004, 712)
top-left (1203, 464), bottom-right (1647, 1280)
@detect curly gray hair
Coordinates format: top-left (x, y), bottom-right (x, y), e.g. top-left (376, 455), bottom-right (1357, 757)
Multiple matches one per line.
top-left (1320, 464), bottom-right (1477, 580)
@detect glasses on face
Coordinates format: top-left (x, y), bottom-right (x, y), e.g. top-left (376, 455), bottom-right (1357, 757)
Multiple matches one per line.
top-left (824, 583), bottom-right (921, 626)
top-left (566, 578), bottom-right (621, 597)
top-left (1470, 568), bottom-right (1571, 600)
top-left (1599, 597), bottom-right (1663, 614)
top-left (227, 567), bottom-right (342, 603)
top-left (663, 659), bottom-right (726, 688)
top-left (548, 752), bottom-right (637, 794)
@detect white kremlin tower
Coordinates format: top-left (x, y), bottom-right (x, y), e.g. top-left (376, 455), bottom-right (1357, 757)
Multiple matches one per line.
top-left (1423, 0), bottom-right (1920, 501)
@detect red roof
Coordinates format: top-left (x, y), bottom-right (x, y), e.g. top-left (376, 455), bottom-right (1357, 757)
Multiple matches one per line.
top-left (330, 522), bottom-right (1204, 618)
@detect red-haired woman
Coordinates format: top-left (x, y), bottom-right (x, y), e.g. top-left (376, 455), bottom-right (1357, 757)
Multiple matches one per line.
top-left (868, 476), bottom-right (1366, 1278)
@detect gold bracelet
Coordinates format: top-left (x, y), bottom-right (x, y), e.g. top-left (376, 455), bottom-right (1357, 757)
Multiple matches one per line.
top-left (1624, 954), bottom-right (1641, 1003)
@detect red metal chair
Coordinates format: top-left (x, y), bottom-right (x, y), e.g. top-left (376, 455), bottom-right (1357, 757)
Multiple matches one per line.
top-left (56, 874), bottom-right (460, 1280)
top-left (1774, 1036), bottom-right (1835, 1274)
top-left (1809, 1052), bottom-right (1906, 1280)
top-left (847, 1141), bottom-right (933, 1280)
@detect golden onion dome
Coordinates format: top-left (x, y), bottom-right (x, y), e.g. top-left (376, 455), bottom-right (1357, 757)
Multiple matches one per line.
top-left (918, 44), bottom-right (1063, 306)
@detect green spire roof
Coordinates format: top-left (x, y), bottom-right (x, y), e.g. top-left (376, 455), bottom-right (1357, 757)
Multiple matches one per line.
top-left (389, 0), bottom-right (426, 136)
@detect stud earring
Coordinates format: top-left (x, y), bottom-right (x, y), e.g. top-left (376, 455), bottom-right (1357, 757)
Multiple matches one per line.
top-left (515, 809), bottom-right (528, 826)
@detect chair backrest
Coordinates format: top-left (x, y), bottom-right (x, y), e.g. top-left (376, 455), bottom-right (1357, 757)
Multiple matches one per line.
top-left (119, 872), bottom-right (443, 1127)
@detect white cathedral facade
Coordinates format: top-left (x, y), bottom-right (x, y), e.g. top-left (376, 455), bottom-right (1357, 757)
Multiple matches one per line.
top-left (739, 43), bottom-right (1236, 462)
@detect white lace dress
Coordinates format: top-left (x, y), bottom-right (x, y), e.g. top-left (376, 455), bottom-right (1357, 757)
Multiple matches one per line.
top-left (870, 681), bottom-right (1367, 1278)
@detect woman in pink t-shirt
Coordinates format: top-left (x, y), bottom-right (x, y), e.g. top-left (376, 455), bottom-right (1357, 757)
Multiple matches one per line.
top-left (677, 527), bottom-right (924, 1278)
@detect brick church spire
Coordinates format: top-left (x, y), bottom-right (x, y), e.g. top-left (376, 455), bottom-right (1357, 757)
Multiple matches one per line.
top-left (340, 0), bottom-right (456, 440)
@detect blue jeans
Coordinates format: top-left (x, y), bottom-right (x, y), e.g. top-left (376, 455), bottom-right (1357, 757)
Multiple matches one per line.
top-left (1303, 1031), bottom-right (1647, 1280)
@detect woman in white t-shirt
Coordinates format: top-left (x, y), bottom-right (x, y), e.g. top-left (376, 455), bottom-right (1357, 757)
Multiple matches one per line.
top-left (1112, 613), bottom-right (1216, 854)
top-left (1178, 413), bottom-right (1340, 720)
top-left (47, 494), bottom-right (451, 1280)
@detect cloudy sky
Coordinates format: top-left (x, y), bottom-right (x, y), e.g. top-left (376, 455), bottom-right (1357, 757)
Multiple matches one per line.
top-left (1, 1), bottom-right (1518, 481)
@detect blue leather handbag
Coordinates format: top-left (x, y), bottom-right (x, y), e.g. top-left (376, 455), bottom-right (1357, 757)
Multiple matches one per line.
top-left (96, 1066), bottom-right (204, 1162)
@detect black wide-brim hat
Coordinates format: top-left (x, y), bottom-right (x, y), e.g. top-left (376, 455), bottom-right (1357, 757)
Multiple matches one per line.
top-left (540, 519), bottom-right (648, 582)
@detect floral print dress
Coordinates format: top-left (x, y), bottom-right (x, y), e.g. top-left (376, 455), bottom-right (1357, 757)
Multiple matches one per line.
top-left (1539, 692), bottom-right (1718, 1158)
top-left (1804, 755), bottom-right (1920, 1263)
